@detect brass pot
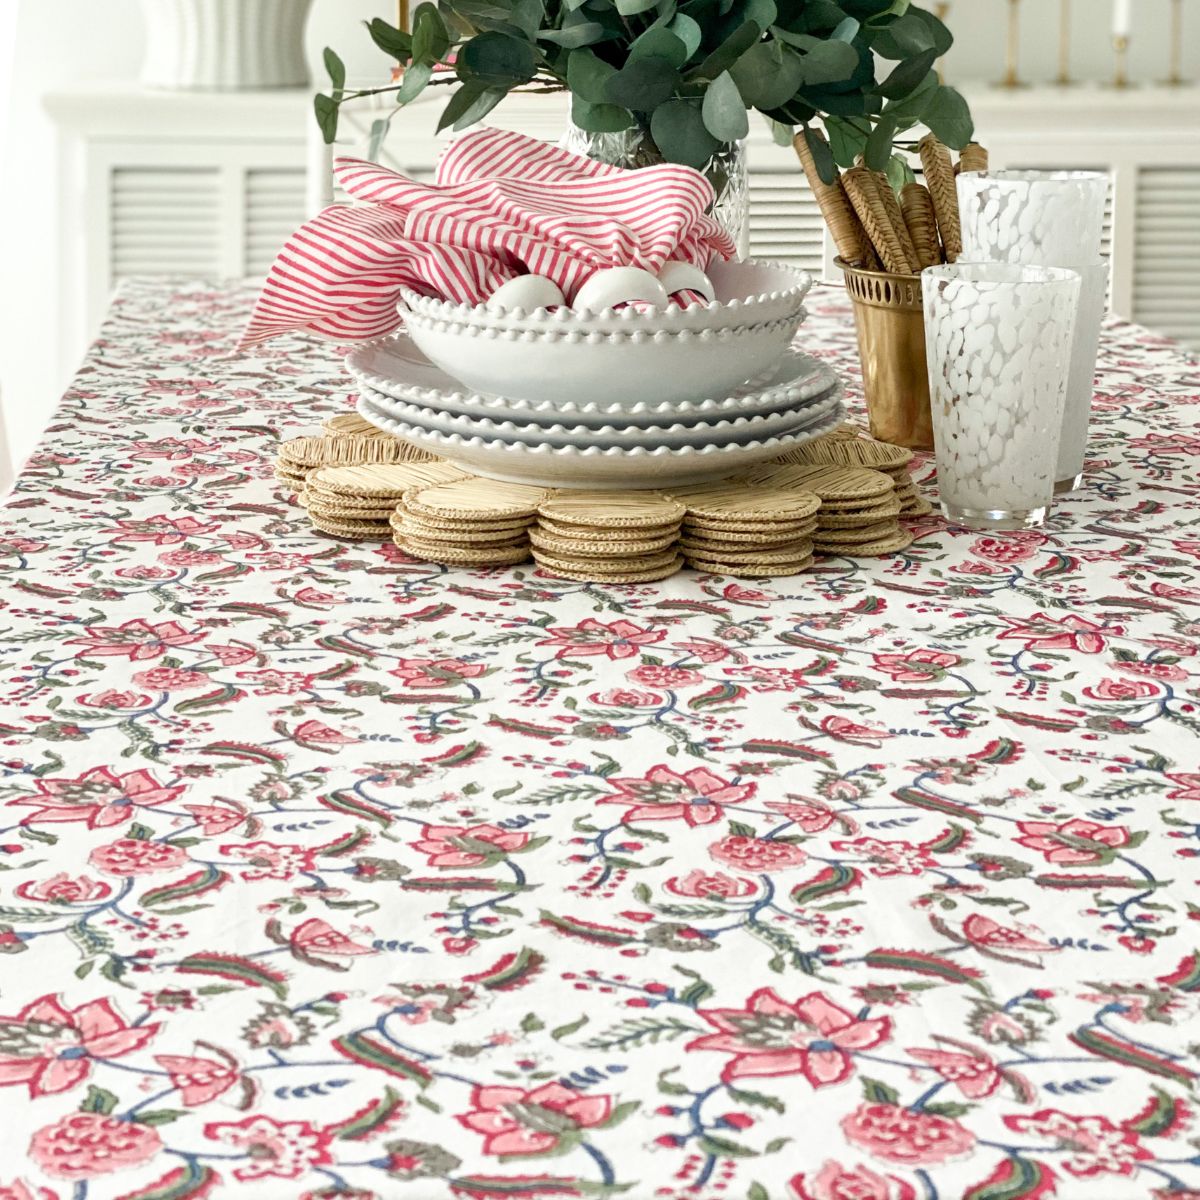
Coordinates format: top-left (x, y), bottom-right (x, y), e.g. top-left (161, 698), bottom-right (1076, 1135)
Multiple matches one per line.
top-left (837, 258), bottom-right (933, 450)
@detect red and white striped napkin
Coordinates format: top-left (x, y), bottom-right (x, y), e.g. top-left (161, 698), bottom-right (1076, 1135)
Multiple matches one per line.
top-left (240, 127), bottom-right (737, 347)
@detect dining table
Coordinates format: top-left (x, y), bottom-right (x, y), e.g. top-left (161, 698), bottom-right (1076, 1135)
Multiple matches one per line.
top-left (1, 276), bottom-right (1199, 1200)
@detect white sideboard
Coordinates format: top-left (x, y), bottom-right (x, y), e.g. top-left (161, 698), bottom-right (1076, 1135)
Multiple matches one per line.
top-left (47, 82), bottom-right (1200, 383)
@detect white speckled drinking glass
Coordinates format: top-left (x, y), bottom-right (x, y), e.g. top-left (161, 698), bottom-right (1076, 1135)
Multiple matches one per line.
top-left (957, 171), bottom-right (1108, 492)
top-left (923, 264), bottom-right (1081, 531)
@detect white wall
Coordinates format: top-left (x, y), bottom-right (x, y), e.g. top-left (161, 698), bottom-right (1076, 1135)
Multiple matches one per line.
top-left (0, 0), bottom-right (1196, 473)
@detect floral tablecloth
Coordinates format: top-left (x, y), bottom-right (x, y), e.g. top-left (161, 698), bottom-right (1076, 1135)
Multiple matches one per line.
top-left (1, 279), bottom-right (1199, 1200)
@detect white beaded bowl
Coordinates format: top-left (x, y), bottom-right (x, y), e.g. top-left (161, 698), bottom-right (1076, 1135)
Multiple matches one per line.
top-left (396, 258), bottom-right (812, 409)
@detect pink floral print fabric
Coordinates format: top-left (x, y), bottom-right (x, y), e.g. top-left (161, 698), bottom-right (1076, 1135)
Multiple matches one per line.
top-left (0, 279), bottom-right (1198, 1200)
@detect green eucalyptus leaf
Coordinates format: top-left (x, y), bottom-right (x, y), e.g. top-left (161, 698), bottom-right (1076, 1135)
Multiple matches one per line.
top-left (668, 13), bottom-right (703, 59)
top-left (571, 94), bottom-right (637, 132)
top-left (651, 99), bottom-right (722, 167)
top-left (566, 47), bottom-right (617, 101)
top-left (412, 3), bottom-right (452, 63)
top-left (766, 116), bottom-right (794, 146)
top-left (616, 0), bottom-right (660, 14)
top-left (457, 32), bottom-right (537, 87)
top-left (730, 41), bottom-right (804, 110)
top-left (869, 12), bottom-right (933, 59)
top-left (687, 19), bottom-right (761, 81)
top-left (740, 0), bottom-right (778, 32)
top-left (604, 56), bottom-right (682, 111)
top-left (832, 16), bottom-right (860, 40)
top-left (825, 114), bottom-right (868, 166)
top-left (864, 113), bottom-right (896, 170)
top-left (803, 124), bottom-right (837, 183)
top-left (875, 48), bottom-right (936, 99)
top-left (539, 20), bottom-right (606, 46)
top-left (511, 0), bottom-right (547, 37)
top-left (923, 84), bottom-right (973, 147)
top-left (437, 82), bottom-right (508, 132)
top-left (881, 66), bottom-right (937, 121)
top-left (630, 27), bottom-right (690, 67)
top-left (906, 6), bottom-right (952, 55)
top-left (366, 18), bottom-right (413, 61)
top-left (701, 70), bottom-right (750, 140)
top-left (885, 151), bottom-right (915, 193)
top-left (761, 98), bottom-right (816, 124)
top-left (324, 48), bottom-right (346, 94)
top-left (314, 93), bottom-right (339, 145)
top-left (394, 60), bottom-right (434, 103)
top-left (795, 0), bottom-right (851, 31)
top-left (797, 38), bottom-right (858, 85)
top-left (801, 87), bottom-right (874, 116)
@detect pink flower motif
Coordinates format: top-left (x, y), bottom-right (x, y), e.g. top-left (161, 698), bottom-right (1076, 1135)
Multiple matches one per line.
top-left (1083, 678), bottom-right (1164, 701)
top-left (1003, 1110), bottom-right (1151, 1177)
top-left (626, 664), bottom-right (705, 688)
top-left (710, 836), bottom-right (807, 873)
top-left (132, 667), bottom-right (211, 691)
top-left (600, 765), bottom-right (755, 827)
top-left (841, 1103), bottom-right (975, 1166)
top-left (154, 1046), bottom-right (241, 1106)
top-left (105, 515), bottom-right (218, 544)
top-left (457, 1082), bottom-right (613, 1156)
top-left (996, 612), bottom-right (1119, 654)
top-left (832, 838), bottom-right (934, 878)
top-left (288, 919), bottom-right (377, 960)
top-left (203, 1116), bottom-right (332, 1181)
top-left (1165, 774), bottom-right (1200, 803)
top-left (76, 690), bottom-right (152, 710)
top-left (765, 799), bottom-right (840, 832)
top-left (819, 716), bottom-right (891, 746)
top-left (539, 618), bottom-right (666, 660)
top-left (412, 824), bottom-right (531, 868)
top-left (1117, 659), bottom-right (1189, 682)
top-left (907, 1045), bottom-right (1001, 1098)
top-left (390, 657), bottom-right (487, 689)
top-left (0, 1181), bottom-right (59, 1200)
top-left (689, 989), bottom-right (890, 1087)
top-left (14, 874), bottom-right (111, 903)
top-left (789, 1161), bottom-right (917, 1200)
top-left (88, 839), bottom-right (189, 877)
top-left (68, 619), bottom-right (204, 661)
top-left (0, 995), bottom-right (159, 1097)
top-left (184, 803), bottom-right (246, 835)
top-left (11, 767), bottom-right (185, 829)
top-left (1014, 818), bottom-right (1132, 866)
top-left (961, 914), bottom-right (1058, 956)
top-left (293, 719), bottom-right (357, 748)
top-left (970, 534), bottom-right (1046, 564)
top-left (222, 842), bottom-right (316, 881)
top-left (871, 649), bottom-right (961, 683)
top-left (665, 871), bottom-right (759, 900)
top-left (588, 688), bottom-right (664, 708)
top-left (206, 643), bottom-right (258, 666)
top-left (29, 1113), bottom-right (161, 1180)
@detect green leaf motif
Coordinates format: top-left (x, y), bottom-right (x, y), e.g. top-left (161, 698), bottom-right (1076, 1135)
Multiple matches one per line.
top-left (701, 71), bottom-right (750, 141)
top-left (81, 1085), bottom-right (118, 1115)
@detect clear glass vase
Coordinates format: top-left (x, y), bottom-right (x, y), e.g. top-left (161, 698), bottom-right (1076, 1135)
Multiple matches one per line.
top-left (561, 124), bottom-right (749, 257)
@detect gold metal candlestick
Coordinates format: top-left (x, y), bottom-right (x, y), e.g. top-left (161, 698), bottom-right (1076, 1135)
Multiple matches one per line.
top-left (1161, 0), bottom-right (1190, 85)
top-left (1111, 33), bottom-right (1132, 88)
top-left (995, 0), bottom-right (1029, 89)
top-left (397, 0), bottom-right (410, 32)
top-left (1055, 0), bottom-right (1075, 85)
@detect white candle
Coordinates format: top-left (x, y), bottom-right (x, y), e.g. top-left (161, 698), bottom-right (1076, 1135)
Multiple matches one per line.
top-left (1113, 0), bottom-right (1132, 36)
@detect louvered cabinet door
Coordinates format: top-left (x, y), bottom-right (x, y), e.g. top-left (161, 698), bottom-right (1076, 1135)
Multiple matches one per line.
top-left (244, 168), bottom-right (309, 277)
top-left (747, 170), bottom-right (826, 274)
top-left (110, 166), bottom-right (223, 281)
top-left (1133, 168), bottom-right (1200, 351)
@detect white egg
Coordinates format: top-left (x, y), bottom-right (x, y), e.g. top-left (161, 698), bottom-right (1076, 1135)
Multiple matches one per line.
top-left (485, 274), bottom-right (566, 312)
top-left (657, 260), bottom-right (716, 302)
top-left (571, 267), bottom-right (670, 314)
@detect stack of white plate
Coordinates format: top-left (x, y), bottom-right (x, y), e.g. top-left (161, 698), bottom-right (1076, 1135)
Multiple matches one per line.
top-left (346, 258), bottom-right (845, 489)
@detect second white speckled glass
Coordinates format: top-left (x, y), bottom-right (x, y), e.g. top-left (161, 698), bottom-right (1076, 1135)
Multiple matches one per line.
top-left (923, 264), bottom-right (1081, 530)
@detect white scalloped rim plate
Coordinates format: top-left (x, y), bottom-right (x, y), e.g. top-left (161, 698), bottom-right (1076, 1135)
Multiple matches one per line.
top-left (346, 335), bottom-right (837, 428)
top-left (355, 393), bottom-right (847, 489)
top-left (358, 381), bottom-right (845, 450)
